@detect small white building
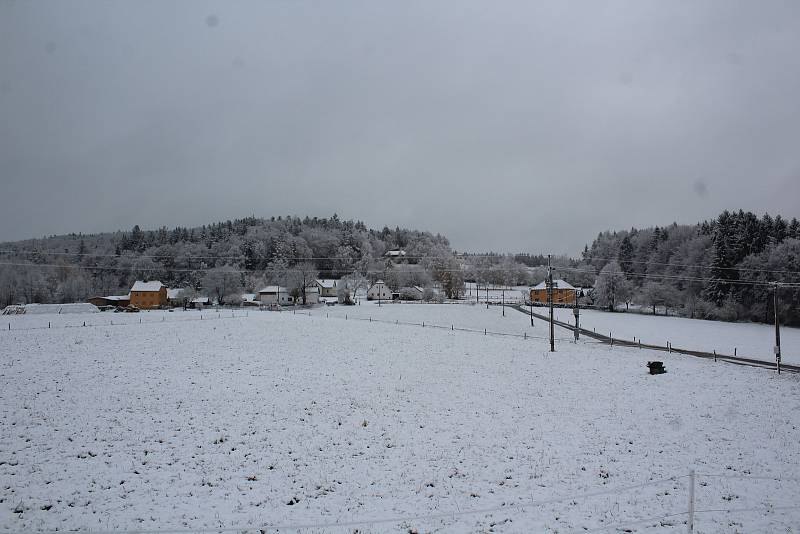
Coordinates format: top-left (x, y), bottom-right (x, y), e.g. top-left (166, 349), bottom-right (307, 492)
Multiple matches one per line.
top-left (367, 280), bottom-right (392, 301)
top-left (258, 286), bottom-right (294, 305)
top-left (384, 249), bottom-right (407, 260)
top-left (315, 279), bottom-right (338, 298)
top-left (190, 296), bottom-right (210, 309)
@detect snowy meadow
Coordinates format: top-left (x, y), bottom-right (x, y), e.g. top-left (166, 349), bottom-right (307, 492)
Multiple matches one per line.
top-left (1, 305), bottom-right (799, 533)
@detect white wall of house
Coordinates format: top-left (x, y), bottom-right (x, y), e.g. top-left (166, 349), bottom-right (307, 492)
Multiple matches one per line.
top-left (367, 282), bottom-right (392, 300)
top-left (259, 291), bottom-right (293, 305)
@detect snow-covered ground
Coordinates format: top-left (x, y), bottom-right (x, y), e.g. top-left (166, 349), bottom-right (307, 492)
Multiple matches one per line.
top-left (311, 300), bottom-right (574, 342)
top-left (2, 305), bottom-right (799, 532)
top-left (463, 283), bottom-right (528, 303)
top-left (545, 306), bottom-right (800, 366)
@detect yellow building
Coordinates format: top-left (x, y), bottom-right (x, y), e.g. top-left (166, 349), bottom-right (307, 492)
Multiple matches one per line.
top-left (530, 279), bottom-right (577, 305)
top-left (129, 281), bottom-right (168, 309)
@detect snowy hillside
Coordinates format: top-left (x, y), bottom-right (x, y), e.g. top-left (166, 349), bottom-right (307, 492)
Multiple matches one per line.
top-left (1, 306), bottom-right (799, 532)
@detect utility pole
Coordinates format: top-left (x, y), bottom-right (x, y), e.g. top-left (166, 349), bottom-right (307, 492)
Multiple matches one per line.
top-left (775, 283), bottom-right (782, 374)
top-left (486, 282), bottom-right (489, 309)
top-left (548, 254), bottom-right (554, 352)
top-left (529, 288), bottom-right (534, 326)
top-left (502, 286), bottom-right (505, 317)
top-left (573, 289), bottom-right (580, 342)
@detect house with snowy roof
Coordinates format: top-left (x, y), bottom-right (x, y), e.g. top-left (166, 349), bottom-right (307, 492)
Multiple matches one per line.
top-left (129, 281), bottom-right (167, 309)
top-left (258, 286), bottom-right (294, 306)
top-left (529, 279), bottom-right (577, 305)
top-left (315, 279), bottom-right (338, 298)
top-left (384, 249), bottom-right (407, 262)
top-left (367, 280), bottom-right (391, 301)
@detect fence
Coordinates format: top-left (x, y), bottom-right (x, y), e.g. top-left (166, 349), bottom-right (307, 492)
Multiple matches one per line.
top-left (2, 310), bottom-right (248, 333)
top-left (1, 471), bottom-right (797, 533)
top-left (511, 305), bottom-right (800, 374)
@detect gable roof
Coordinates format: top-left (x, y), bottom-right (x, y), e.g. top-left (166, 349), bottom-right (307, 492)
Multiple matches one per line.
top-left (131, 280), bottom-right (164, 292)
top-left (258, 286), bottom-right (288, 294)
top-left (531, 279), bottom-right (576, 291)
top-left (316, 279), bottom-right (338, 289)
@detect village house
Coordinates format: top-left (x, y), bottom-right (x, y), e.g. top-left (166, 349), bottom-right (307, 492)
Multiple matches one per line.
top-left (129, 281), bottom-right (168, 309)
top-left (529, 279), bottom-right (578, 305)
top-left (315, 279), bottom-right (338, 298)
top-left (384, 249), bottom-right (407, 262)
top-left (189, 296), bottom-right (210, 309)
top-left (258, 286), bottom-right (294, 306)
top-left (367, 280), bottom-right (392, 301)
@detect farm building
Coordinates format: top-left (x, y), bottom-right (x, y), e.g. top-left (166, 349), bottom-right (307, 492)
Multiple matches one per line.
top-left (399, 286), bottom-right (425, 301)
top-left (315, 279), bottom-right (338, 298)
top-left (530, 279), bottom-right (578, 305)
top-left (190, 297), bottom-right (210, 309)
top-left (258, 286), bottom-right (294, 306)
top-left (367, 280), bottom-right (392, 301)
top-left (129, 281), bottom-right (168, 309)
top-left (88, 295), bottom-right (131, 308)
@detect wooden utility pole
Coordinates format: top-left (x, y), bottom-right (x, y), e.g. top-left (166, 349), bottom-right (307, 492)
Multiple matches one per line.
top-left (573, 289), bottom-right (580, 342)
top-left (486, 283), bottom-right (489, 309)
top-left (530, 289), bottom-right (534, 326)
top-left (548, 254), bottom-right (554, 352)
top-left (775, 283), bottom-right (782, 374)
top-left (502, 287), bottom-right (505, 316)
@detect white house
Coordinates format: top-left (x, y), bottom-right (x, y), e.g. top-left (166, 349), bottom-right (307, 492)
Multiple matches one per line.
top-left (258, 286), bottom-right (294, 305)
top-left (384, 249), bottom-right (407, 260)
top-left (315, 279), bottom-right (338, 298)
top-left (367, 280), bottom-right (392, 301)
top-left (190, 296), bottom-right (210, 309)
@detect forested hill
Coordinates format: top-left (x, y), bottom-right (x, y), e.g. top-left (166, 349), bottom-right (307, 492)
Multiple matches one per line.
top-left (0, 215), bottom-right (454, 306)
top-left (581, 210), bottom-right (800, 325)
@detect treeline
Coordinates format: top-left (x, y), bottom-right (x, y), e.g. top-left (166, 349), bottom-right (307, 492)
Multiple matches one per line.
top-left (581, 210), bottom-right (800, 326)
top-left (0, 214), bottom-right (458, 306)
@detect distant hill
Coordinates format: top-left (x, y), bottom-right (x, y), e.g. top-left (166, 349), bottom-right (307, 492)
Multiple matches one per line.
top-left (0, 215), bottom-right (454, 306)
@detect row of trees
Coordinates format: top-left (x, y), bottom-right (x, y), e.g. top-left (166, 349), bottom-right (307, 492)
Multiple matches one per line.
top-left (584, 211), bottom-right (800, 325)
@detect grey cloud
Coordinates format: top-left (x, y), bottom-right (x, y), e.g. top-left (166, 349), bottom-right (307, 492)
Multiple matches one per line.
top-left (1, 0), bottom-right (799, 254)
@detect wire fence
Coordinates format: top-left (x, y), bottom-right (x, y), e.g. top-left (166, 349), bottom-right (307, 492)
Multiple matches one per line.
top-left (511, 305), bottom-right (800, 374)
top-left (1, 471), bottom-right (797, 533)
top-left (1, 310), bottom-right (248, 333)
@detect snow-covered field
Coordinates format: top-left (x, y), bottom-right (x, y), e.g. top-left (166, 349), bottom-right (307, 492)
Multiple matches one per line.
top-left (545, 306), bottom-right (800, 366)
top-left (2, 305), bottom-right (799, 532)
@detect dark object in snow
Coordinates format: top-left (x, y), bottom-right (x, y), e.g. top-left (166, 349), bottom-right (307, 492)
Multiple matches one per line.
top-left (647, 361), bottom-right (666, 375)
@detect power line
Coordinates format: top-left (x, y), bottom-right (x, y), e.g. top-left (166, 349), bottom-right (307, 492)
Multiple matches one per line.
top-left (4, 247), bottom-right (800, 278)
top-left (3, 261), bottom-right (800, 289)
top-left (578, 254), bottom-right (800, 276)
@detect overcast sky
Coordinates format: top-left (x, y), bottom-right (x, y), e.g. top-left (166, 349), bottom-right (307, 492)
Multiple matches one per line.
top-left (2, 0), bottom-right (800, 255)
